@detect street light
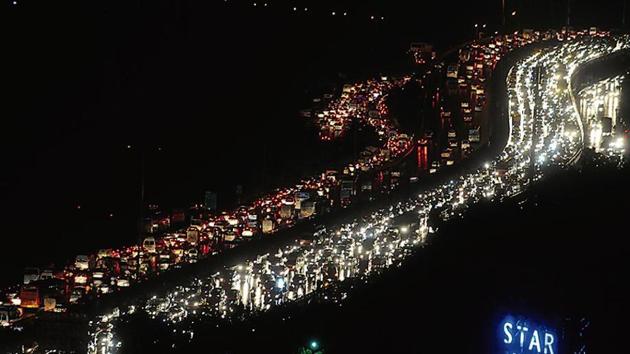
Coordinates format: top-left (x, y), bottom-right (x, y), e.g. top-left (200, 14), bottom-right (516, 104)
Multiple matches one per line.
top-left (310, 341), bottom-right (319, 350)
top-left (126, 143), bottom-right (164, 279)
top-left (623, 0), bottom-right (628, 28)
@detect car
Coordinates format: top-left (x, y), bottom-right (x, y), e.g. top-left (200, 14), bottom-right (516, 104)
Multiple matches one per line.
top-left (143, 237), bottom-right (157, 253)
top-left (223, 230), bottom-right (238, 243)
top-left (53, 301), bottom-right (68, 313)
top-left (172, 246), bottom-right (184, 259)
top-left (115, 278), bottom-right (130, 288)
top-left (69, 286), bottom-right (85, 304)
top-left (75, 255), bottom-right (90, 270)
top-left (73, 272), bottom-right (89, 285)
top-left (92, 270), bottom-right (105, 286)
top-left (158, 252), bottom-right (172, 269)
top-left (0, 306), bottom-right (21, 327)
top-left (23, 267), bottom-right (40, 285)
top-left (186, 248), bottom-right (199, 263)
top-left (39, 269), bottom-right (54, 281)
top-left (97, 249), bottom-right (113, 259)
top-left (158, 262), bottom-right (170, 271)
top-left (97, 284), bottom-right (112, 294)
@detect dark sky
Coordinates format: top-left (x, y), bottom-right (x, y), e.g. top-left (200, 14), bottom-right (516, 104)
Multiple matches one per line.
top-left (3, 0), bottom-right (626, 154)
top-left (3, 0), bottom-right (626, 150)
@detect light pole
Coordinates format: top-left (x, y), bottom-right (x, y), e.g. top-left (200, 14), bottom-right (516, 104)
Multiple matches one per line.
top-left (127, 143), bottom-right (163, 280)
top-left (502, 0), bottom-right (506, 28)
top-left (623, 0), bottom-right (627, 28)
top-left (137, 146), bottom-right (145, 279)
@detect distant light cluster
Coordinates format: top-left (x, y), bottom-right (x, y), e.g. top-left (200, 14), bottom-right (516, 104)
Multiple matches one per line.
top-left (222, 0), bottom-right (387, 21)
top-left (578, 75), bottom-right (626, 154)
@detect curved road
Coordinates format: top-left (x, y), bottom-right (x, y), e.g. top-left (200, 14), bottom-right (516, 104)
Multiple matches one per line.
top-left (2, 31), bottom-right (627, 354)
top-left (82, 33), bottom-right (630, 354)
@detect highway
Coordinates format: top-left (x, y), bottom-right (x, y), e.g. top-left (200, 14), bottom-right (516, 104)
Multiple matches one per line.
top-left (83, 32), bottom-right (629, 354)
top-left (1, 30), bottom-right (627, 353)
top-left (0, 76), bottom-right (417, 313)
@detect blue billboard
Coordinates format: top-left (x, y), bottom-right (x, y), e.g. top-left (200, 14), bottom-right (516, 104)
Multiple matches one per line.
top-left (498, 315), bottom-right (558, 354)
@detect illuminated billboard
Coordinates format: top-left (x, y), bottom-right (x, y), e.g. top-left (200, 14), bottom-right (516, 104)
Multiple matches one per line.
top-left (498, 315), bottom-right (558, 354)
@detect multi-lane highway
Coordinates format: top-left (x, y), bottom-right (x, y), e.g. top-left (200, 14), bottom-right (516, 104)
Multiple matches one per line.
top-left (83, 32), bottom-right (629, 354)
top-left (1, 76), bottom-right (416, 313)
top-left (0, 29), bottom-right (627, 353)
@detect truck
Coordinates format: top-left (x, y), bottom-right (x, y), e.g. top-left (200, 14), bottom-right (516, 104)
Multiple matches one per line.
top-left (186, 226), bottom-right (201, 245)
top-left (447, 64), bottom-right (459, 79)
top-left (299, 201), bottom-right (316, 219)
top-left (295, 192), bottom-right (310, 210)
top-left (75, 255), bottom-right (91, 270)
top-left (19, 286), bottom-right (41, 309)
top-left (279, 204), bottom-right (293, 219)
top-left (43, 297), bottom-right (57, 312)
top-left (340, 177), bottom-right (356, 207)
top-left (223, 230), bottom-right (237, 243)
top-left (0, 306), bottom-right (21, 327)
top-left (142, 237), bottom-right (157, 253)
top-left (23, 267), bottom-right (40, 285)
top-left (262, 219), bottom-right (275, 234)
top-left (468, 127), bottom-right (481, 143)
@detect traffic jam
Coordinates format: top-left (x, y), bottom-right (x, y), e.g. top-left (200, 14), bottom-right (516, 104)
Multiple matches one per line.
top-left (416, 29), bottom-right (536, 175)
top-left (83, 31), bottom-right (629, 353)
top-left (313, 75), bottom-right (416, 175)
top-left (4, 31), bottom-right (549, 328)
top-left (1, 66), bottom-right (419, 328)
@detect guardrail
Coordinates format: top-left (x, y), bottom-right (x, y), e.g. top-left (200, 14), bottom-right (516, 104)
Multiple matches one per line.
top-left (567, 66), bottom-right (584, 166)
top-left (566, 48), bottom-right (630, 166)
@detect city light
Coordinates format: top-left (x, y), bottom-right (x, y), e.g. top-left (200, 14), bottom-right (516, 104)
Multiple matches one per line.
top-left (3, 23), bottom-right (628, 353)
